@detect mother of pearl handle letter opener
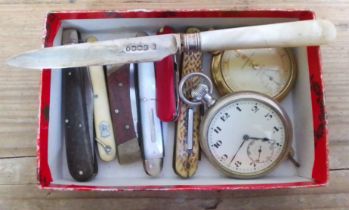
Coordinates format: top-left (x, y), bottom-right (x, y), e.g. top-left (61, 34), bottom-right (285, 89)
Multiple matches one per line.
top-left (8, 20), bottom-right (336, 69)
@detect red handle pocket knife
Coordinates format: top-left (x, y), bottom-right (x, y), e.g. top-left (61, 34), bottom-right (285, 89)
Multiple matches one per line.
top-left (155, 26), bottom-right (179, 122)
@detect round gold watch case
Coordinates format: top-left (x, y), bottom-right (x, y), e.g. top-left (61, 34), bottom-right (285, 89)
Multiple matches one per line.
top-left (211, 48), bottom-right (297, 101)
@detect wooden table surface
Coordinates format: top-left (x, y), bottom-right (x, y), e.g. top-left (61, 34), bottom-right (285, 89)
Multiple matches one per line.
top-left (0, 0), bottom-right (348, 209)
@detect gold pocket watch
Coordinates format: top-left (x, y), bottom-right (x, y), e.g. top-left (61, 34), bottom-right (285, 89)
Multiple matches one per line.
top-left (211, 48), bottom-right (296, 101)
top-left (179, 73), bottom-right (292, 178)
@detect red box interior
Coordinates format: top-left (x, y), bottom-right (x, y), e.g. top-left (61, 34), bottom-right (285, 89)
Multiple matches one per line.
top-left (37, 10), bottom-right (328, 191)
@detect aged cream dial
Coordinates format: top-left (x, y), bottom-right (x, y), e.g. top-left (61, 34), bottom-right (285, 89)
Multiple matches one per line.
top-left (211, 48), bottom-right (296, 101)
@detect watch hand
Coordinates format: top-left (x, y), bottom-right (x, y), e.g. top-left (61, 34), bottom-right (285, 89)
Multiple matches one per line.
top-left (257, 146), bottom-right (262, 162)
top-left (265, 73), bottom-right (282, 86)
top-left (236, 51), bottom-right (258, 70)
top-left (229, 135), bottom-right (249, 164)
top-left (245, 135), bottom-right (271, 142)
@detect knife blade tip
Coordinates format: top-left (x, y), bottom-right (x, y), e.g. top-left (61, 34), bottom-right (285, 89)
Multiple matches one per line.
top-left (6, 52), bottom-right (43, 70)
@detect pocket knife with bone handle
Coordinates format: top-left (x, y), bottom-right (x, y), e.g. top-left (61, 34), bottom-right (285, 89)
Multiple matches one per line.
top-left (174, 27), bottom-right (202, 178)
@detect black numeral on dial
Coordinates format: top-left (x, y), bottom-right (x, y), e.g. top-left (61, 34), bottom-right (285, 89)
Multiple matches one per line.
top-left (214, 126), bottom-right (222, 134)
top-left (211, 140), bottom-right (222, 148)
top-left (250, 161), bottom-right (257, 168)
top-left (251, 103), bottom-right (259, 113)
top-left (220, 113), bottom-right (230, 122)
top-left (264, 113), bottom-right (273, 120)
top-left (273, 126), bottom-right (282, 133)
top-left (220, 154), bottom-right (228, 162)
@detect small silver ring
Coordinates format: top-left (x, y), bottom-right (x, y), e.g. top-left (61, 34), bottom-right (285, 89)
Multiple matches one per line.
top-left (178, 72), bottom-right (213, 106)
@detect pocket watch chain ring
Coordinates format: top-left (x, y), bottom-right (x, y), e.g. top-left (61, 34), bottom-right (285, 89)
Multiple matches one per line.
top-left (179, 72), bottom-right (214, 107)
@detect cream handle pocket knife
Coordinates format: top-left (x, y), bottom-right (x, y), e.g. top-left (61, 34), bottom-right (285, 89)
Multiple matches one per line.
top-left (87, 37), bottom-right (116, 162)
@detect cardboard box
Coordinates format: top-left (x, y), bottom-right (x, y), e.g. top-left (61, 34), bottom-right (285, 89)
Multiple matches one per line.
top-left (37, 10), bottom-right (328, 191)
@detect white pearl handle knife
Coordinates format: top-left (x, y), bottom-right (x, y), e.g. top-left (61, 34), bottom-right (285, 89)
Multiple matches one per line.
top-left (8, 20), bottom-right (336, 69)
top-left (136, 32), bottom-right (164, 176)
top-left (87, 36), bottom-right (116, 162)
top-left (138, 60), bottom-right (164, 176)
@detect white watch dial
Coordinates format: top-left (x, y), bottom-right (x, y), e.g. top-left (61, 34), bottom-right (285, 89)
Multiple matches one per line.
top-left (207, 99), bottom-right (287, 175)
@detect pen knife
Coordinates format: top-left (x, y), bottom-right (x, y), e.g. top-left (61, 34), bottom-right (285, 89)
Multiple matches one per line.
top-left (155, 26), bottom-right (179, 122)
top-left (137, 32), bottom-right (164, 176)
top-left (8, 20), bottom-right (335, 69)
top-left (87, 36), bottom-right (116, 162)
top-left (62, 29), bottom-right (97, 181)
top-left (106, 63), bottom-right (141, 164)
top-left (174, 28), bottom-right (202, 178)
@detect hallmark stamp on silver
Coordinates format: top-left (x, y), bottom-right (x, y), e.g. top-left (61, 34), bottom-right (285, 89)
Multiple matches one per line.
top-left (125, 43), bottom-right (156, 52)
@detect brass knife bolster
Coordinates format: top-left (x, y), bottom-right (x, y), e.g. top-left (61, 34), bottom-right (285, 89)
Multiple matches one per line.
top-left (174, 28), bottom-right (202, 178)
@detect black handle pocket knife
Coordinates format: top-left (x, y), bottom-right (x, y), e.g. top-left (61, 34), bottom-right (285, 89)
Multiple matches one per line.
top-left (62, 29), bottom-right (97, 181)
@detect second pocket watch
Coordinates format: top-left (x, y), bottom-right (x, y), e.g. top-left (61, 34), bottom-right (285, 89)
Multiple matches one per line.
top-left (211, 48), bottom-right (297, 101)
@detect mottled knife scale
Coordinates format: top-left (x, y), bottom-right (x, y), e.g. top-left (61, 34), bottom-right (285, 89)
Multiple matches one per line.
top-left (174, 28), bottom-right (202, 178)
top-left (62, 29), bottom-right (97, 181)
